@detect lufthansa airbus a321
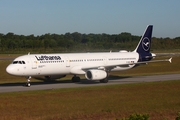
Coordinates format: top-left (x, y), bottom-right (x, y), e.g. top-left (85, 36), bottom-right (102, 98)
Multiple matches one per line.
top-left (6, 25), bottom-right (172, 87)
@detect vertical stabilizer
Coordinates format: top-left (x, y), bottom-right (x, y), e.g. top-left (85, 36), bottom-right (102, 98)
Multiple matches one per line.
top-left (134, 25), bottom-right (153, 61)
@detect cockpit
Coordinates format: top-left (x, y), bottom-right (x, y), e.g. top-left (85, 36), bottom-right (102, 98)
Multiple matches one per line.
top-left (12, 61), bottom-right (26, 64)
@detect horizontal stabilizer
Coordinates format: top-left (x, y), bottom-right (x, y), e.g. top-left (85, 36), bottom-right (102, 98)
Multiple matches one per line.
top-left (136, 57), bottom-right (172, 64)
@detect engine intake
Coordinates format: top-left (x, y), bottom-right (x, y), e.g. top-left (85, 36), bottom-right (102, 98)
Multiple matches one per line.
top-left (85, 70), bottom-right (107, 80)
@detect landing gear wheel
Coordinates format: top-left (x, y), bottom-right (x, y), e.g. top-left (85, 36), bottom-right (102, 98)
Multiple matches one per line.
top-left (72, 76), bottom-right (80, 82)
top-left (26, 82), bottom-right (31, 87)
top-left (100, 78), bottom-right (108, 83)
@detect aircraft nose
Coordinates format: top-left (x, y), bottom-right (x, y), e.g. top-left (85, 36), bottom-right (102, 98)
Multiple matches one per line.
top-left (6, 65), bottom-right (16, 75)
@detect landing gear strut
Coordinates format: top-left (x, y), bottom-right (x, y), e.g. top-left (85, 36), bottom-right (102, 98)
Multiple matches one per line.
top-left (71, 75), bottom-right (80, 82)
top-left (26, 76), bottom-right (31, 87)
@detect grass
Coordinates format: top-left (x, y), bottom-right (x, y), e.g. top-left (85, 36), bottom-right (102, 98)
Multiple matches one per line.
top-left (0, 81), bottom-right (180, 120)
top-left (0, 54), bottom-right (180, 120)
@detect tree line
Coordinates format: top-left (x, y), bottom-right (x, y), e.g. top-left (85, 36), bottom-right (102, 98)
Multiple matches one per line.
top-left (0, 32), bottom-right (179, 53)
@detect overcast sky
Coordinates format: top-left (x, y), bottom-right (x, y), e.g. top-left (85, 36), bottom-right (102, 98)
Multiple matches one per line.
top-left (0, 0), bottom-right (179, 38)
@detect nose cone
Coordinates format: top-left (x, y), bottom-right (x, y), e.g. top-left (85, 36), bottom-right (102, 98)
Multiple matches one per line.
top-left (6, 64), bottom-right (16, 75)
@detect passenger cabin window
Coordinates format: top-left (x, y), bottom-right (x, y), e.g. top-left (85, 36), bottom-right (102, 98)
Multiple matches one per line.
top-left (12, 61), bottom-right (26, 64)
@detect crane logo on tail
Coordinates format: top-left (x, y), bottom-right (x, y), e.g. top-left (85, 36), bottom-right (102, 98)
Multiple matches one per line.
top-left (142, 37), bottom-right (150, 51)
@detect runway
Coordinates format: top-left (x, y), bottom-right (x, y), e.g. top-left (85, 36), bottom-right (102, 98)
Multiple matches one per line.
top-left (0, 74), bottom-right (180, 93)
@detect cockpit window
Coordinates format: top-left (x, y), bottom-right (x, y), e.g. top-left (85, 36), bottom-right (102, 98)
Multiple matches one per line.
top-left (12, 61), bottom-right (26, 64)
top-left (13, 61), bottom-right (18, 64)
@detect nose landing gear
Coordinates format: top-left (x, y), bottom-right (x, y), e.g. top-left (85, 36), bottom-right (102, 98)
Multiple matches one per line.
top-left (26, 76), bottom-right (31, 87)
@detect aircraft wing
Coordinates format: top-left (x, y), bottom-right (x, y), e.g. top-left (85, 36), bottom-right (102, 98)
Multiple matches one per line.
top-left (82, 58), bottom-right (172, 71)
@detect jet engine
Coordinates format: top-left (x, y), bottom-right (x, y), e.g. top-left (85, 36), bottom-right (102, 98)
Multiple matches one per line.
top-left (85, 70), bottom-right (107, 80)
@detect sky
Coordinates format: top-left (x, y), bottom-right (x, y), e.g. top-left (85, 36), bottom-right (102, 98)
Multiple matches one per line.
top-left (0, 0), bottom-right (180, 38)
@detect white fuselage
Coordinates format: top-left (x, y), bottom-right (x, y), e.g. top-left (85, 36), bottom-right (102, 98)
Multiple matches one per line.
top-left (6, 52), bottom-right (139, 77)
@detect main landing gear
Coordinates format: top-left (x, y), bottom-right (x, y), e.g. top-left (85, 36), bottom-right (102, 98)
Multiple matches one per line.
top-left (71, 75), bottom-right (80, 82)
top-left (100, 78), bottom-right (109, 83)
top-left (26, 76), bottom-right (31, 87)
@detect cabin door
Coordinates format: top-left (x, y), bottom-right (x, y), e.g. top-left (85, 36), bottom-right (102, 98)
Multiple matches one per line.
top-left (65, 56), bottom-right (70, 67)
top-left (103, 56), bottom-right (108, 65)
top-left (30, 56), bottom-right (39, 75)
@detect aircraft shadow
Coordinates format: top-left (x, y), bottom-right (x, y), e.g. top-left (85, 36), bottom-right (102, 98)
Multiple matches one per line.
top-left (0, 75), bottom-right (131, 87)
top-left (76, 75), bottom-right (132, 84)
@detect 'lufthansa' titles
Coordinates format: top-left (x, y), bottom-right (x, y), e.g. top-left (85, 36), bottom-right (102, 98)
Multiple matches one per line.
top-left (35, 55), bottom-right (61, 61)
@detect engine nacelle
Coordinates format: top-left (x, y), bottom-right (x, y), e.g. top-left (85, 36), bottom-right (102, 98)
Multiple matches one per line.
top-left (85, 70), bottom-right (107, 80)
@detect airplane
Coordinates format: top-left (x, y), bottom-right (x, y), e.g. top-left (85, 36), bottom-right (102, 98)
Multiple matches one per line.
top-left (6, 25), bottom-right (172, 87)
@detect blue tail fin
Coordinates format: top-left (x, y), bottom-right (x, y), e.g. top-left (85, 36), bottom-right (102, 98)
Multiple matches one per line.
top-left (134, 25), bottom-right (153, 61)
